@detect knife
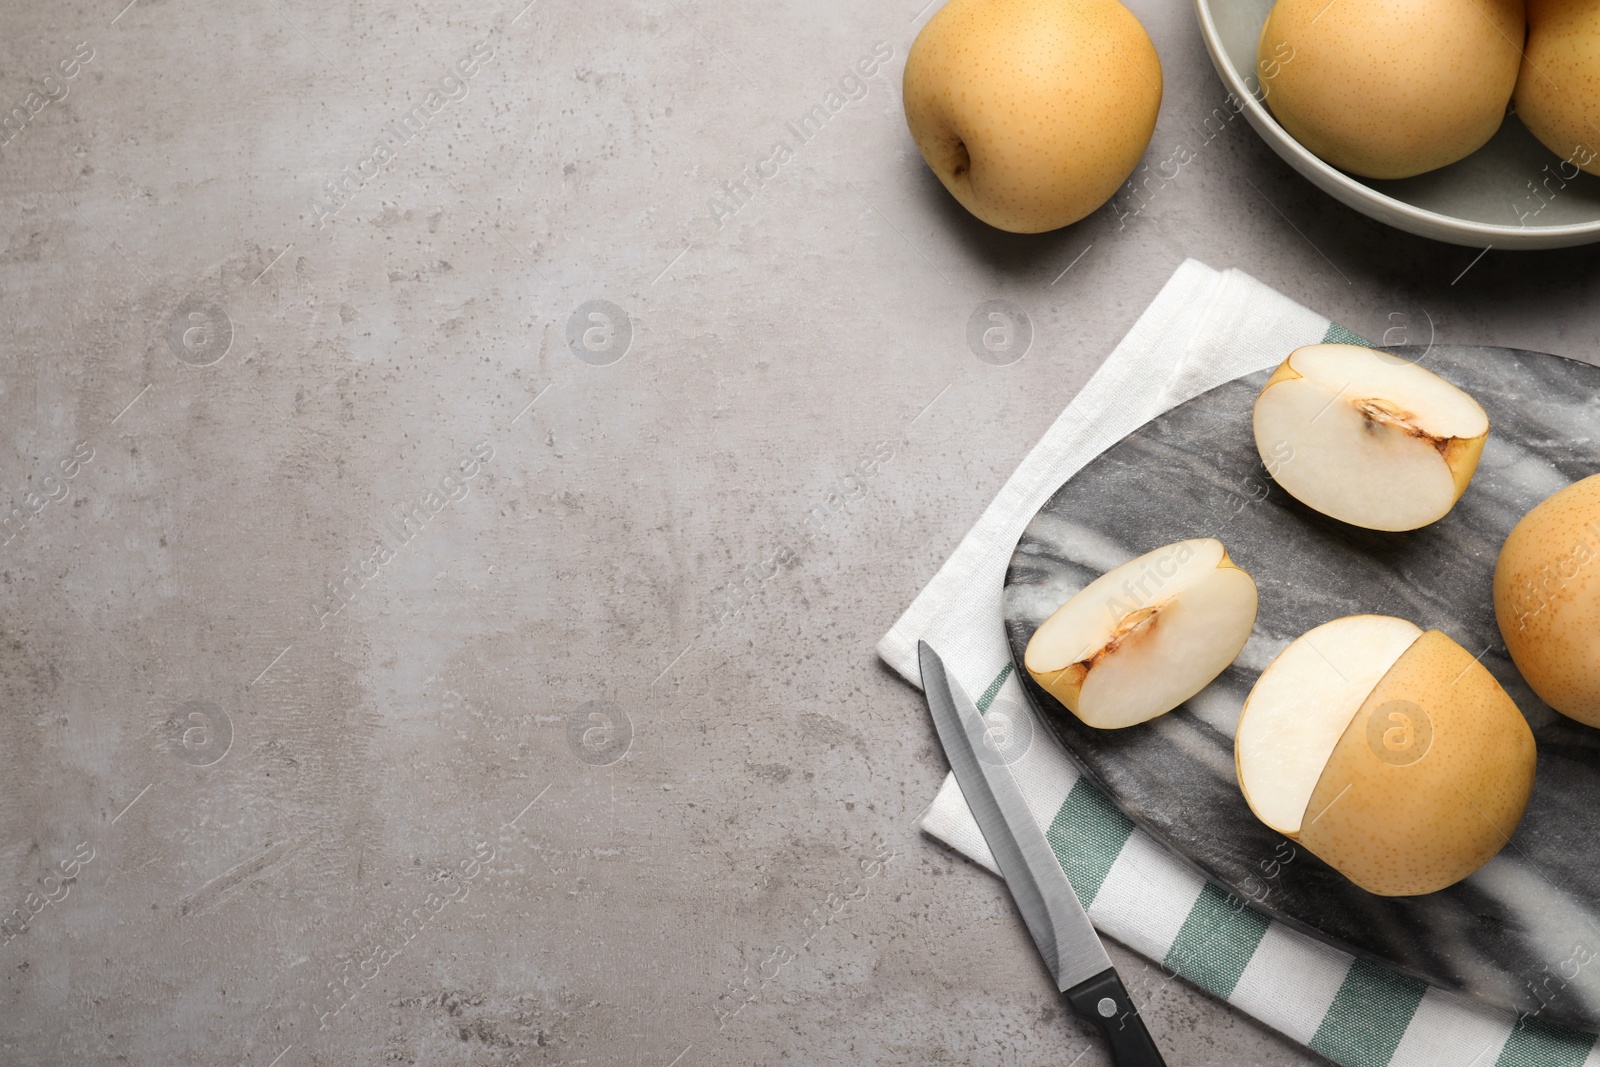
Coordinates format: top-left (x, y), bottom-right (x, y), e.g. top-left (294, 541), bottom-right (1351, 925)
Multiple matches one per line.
top-left (919, 641), bottom-right (1167, 1067)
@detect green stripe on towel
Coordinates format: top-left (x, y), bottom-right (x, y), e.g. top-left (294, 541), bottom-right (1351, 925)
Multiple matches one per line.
top-left (1309, 958), bottom-right (1428, 1067)
top-left (1321, 322), bottom-right (1371, 347)
top-left (1494, 1016), bottom-right (1596, 1067)
top-left (976, 664), bottom-right (1013, 713)
top-left (1162, 882), bottom-right (1271, 999)
top-left (1046, 778), bottom-right (1134, 908)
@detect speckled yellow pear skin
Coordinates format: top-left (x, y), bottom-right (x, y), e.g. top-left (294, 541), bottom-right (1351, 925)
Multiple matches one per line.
top-left (1515, 0), bottom-right (1600, 177)
top-left (1297, 630), bottom-right (1536, 897)
top-left (1494, 474), bottom-right (1600, 724)
top-left (1257, 0), bottom-right (1524, 179)
top-left (902, 0), bottom-right (1162, 233)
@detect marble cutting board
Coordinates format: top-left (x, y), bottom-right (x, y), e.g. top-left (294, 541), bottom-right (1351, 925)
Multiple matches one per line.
top-left (1001, 343), bottom-right (1600, 1030)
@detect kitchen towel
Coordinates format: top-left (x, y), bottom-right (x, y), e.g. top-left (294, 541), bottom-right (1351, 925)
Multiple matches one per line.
top-left (877, 258), bottom-right (1599, 1067)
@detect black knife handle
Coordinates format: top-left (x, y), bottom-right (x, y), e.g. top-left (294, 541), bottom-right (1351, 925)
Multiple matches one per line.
top-left (1063, 968), bottom-right (1167, 1067)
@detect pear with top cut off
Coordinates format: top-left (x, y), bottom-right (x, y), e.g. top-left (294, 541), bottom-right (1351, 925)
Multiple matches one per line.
top-left (1236, 614), bottom-right (1535, 896)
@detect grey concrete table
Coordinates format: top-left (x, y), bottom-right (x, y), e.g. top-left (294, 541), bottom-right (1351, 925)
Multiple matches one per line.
top-left (1, 1), bottom-right (1596, 1065)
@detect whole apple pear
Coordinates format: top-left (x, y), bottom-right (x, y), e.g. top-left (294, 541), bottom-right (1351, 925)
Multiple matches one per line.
top-left (1259, 0), bottom-right (1523, 179)
top-left (1515, 0), bottom-right (1600, 176)
top-left (903, 0), bottom-right (1162, 233)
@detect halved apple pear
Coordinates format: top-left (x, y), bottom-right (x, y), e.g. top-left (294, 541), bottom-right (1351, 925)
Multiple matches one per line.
top-left (1236, 614), bottom-right (1535, 896)
top-left (1253, 344), bottom-right (1489, 532)
top-left (1024, 538), bottom-right (1258, 729)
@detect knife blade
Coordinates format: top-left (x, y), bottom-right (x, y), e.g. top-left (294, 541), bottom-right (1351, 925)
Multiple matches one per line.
top-left (919, 640), bottom-right (1166, 1067)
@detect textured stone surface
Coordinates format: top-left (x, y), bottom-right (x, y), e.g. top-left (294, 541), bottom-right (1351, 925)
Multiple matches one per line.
top-left (1005, 345), bottom-right (1600, 1030)
top-left (2, 0), bottom-right (1600, 1065)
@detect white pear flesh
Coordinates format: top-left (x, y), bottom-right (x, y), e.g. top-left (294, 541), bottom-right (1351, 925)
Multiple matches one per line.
top-left (1253, 344), bottom-right (1489, 531)
top-left (1235, 615), bottom-right (1422, 835)
top-left (1024, 538), bottom-right (1258, 729)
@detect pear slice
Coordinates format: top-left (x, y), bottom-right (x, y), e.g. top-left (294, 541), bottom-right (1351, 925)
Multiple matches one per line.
top-left (1253, 344), bottom-right (1489, 532)
top-left (1024, 538), bottom-right (1258, 729)
top-left (1236, 615), bottom-right (1536, 896)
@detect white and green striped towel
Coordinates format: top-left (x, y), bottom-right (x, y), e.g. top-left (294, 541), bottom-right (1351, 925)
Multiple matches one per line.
top-left (877, 259), bottom-right (1600, 1067)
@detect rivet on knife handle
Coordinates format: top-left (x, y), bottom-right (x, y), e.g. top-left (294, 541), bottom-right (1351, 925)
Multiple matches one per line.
top-left (1064, 967), bottom-right (1167, 1067)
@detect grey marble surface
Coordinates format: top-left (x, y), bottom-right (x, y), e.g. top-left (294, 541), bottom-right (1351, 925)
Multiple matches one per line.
top-left (1004, 344), bottom-right (1600, 1029)
top-left (6, 0), bottom-right (1600, 1065)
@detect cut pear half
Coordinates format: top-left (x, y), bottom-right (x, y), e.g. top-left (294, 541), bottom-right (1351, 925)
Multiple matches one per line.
top-left (1024, 538), bottom-right (1258, 729)
top-left (1253, 344), bottom-right (1489, 532)
top-left (1236, 614), bottom-right (1536, 896)
top-left (1236, 615), bottom-right (1423, 835)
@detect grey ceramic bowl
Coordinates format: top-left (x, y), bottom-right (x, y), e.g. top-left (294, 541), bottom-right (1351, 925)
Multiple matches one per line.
top-left (1194, 0), bottom-right (1600, 248)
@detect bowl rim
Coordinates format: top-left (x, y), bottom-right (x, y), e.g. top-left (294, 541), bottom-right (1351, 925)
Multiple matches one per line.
top-left (1192, 0), bottom-right (1600, 248)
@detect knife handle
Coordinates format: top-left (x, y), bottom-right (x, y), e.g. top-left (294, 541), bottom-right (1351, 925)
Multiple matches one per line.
top-left (1063, 968), bottom-right (1167, 1067)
